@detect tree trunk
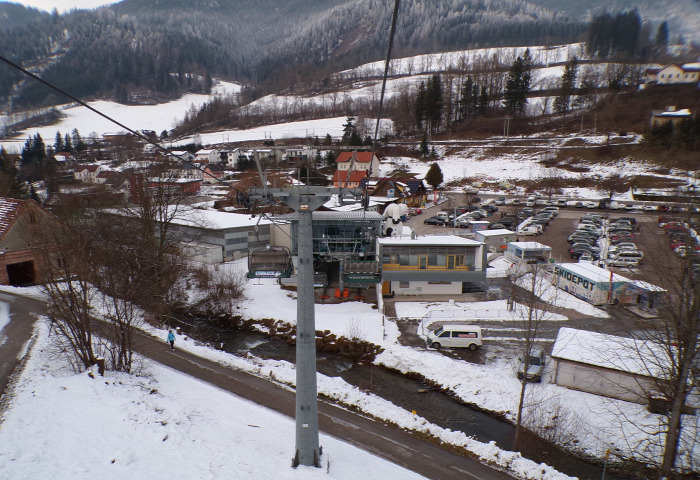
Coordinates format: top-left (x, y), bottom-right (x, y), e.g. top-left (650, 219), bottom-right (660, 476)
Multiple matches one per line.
top-left (659, 356), bottom-right (693, 477)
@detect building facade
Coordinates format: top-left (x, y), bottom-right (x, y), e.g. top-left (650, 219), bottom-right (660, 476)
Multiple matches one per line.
top-left (377, 235), bottom-right (487, 296)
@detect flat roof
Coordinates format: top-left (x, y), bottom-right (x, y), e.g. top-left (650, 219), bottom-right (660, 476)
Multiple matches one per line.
top-left (476, 229), bottom-right (515, 237)
top-left (552, 327), bottom-right (666, 378)
top-left (556, 262), bottom-right (630, 283)
top-left (171, 208), bottom-right (272, 229)
top-left (378, 235), bottom-right (483, 246)
top-left (509, 241), bottom-right (551, 250)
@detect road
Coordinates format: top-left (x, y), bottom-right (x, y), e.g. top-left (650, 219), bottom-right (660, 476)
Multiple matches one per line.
top-left (0, 292), bottom-right (513, 480)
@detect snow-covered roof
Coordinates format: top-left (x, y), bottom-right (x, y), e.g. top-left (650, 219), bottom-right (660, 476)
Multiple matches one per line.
top-left (628, 280), bottom-right (665, 293)
top-left (170, 208), bottom-right (272, 230)
top-left (377, 235), bottom-right (483, 246)
top-left (509, 241), bottom-right (551, 250)
top-left (476, 229), bottom-right (515, 237)
top-left (656, 108), bottom-right (692, 117)
top-left (556, 262), bottom-right (630, 283)
top-left (552, 327), bottom-right (668, 378)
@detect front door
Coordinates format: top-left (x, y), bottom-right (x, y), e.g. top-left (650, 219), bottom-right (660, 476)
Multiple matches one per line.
top-left (419, 255), bottom-right (427, 269)
top-left (447, 255), bottom-right (456, 270)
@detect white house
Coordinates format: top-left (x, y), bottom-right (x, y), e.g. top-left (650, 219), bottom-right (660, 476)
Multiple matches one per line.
top-left (551, 327), bottom-right (668, 404)
top-left (377, 235), bottom-right (487, 296)
top-left (644, 63), bottom-right (700, 86)
top-left (195, 149), bottom-right (221, 164)
top-left (335, 151), bottom-right (380, 174)
top-left (74, 164), bottom-right (103, 183)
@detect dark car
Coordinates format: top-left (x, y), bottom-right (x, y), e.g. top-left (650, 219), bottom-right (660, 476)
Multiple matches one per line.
top-left (424, 216), bottom-right (446, 225)
top-left (574, 201), bottom-right (584, 208)
top-left (570, 249), bottom-right (600, 260)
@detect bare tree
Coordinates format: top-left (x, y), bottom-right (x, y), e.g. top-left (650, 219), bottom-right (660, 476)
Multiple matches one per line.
top-left (508, 261), bottom-right (560, 448)
top-left (634, 209), bottom-right (700, 477)
top-left (38, 205), bottom-right (101, 371)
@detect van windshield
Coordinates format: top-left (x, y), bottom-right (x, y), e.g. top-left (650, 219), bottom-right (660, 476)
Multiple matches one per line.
top-left (433, 326), bottom-right (444, 336)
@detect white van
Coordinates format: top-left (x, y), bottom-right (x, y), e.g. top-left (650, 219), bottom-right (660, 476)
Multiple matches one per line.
top-left (426, 324), bottom-right (482, 350)
top-left (517, 225), bottom-right (542, 236)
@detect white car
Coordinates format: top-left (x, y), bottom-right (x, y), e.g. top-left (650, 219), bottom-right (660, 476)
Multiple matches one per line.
top-left (608, 257), bottom-right (640, 268)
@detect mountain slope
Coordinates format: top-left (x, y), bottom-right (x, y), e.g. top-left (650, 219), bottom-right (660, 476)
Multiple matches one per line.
top-left (0, 0), bottom-right (586, 111)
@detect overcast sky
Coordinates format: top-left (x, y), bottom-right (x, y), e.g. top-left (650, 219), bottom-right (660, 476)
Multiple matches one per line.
top-left (1, 0), bottom-right (116, 13)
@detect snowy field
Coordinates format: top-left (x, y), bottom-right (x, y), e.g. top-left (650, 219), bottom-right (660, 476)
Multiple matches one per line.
top-left (0, 81), bottom-right (241, 153)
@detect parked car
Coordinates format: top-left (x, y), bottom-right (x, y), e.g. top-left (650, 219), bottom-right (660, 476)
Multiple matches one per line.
top-left (517, 349), bottom-right (545, 382)
top-left (571, 249), bottom-right (600, 260)
top-left (578, 252), bottom-right (595, 262)
top-left (427, 325), bottom-right (482, 350)
top-left (574, 201), bottom-right (584, 208)
top-left (608, 257), bottom-right (640, 268)
top-left (424, 216), bottom-right (446, 225)
top-left (495, 197), bottom-right (506, 205)
top-left (608, 250), bottom-right (643, 262)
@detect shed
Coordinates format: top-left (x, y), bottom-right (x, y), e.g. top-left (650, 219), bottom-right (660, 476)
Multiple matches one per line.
top-left (551, 327), bottom-right (666, 404)
top-left (474, 229), bottom-right (515, 252)
top-left (505, 241), bottom-right (552, 264)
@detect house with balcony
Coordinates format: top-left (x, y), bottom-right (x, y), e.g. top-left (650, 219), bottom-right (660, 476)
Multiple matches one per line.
top-left (377, 235), bottom-right (487, 296)
top-left (195, 148), bottom-right (221, 164)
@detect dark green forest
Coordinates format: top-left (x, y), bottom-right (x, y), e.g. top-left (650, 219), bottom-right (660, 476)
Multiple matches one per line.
top-left (0, 0), bottom-right (585, 111)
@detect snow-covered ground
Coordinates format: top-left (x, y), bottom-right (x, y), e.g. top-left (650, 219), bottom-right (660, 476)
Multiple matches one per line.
top-left (0, 81), bottom-right (241, 153)
top-left (0, 322), bottom-right (427, 480)
top-left (1, 257), bottom-right (696, 478)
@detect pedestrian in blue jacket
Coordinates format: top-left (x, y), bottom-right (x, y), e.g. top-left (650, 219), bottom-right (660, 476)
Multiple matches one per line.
top-left (167, 330), bottom-right (175, 350)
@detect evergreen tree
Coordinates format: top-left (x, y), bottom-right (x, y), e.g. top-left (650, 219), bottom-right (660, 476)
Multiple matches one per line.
top-left (419, 133), bottom-right (430, 157)
top-left (425, 74), bottom-right (443, 132)
top-left (0, 147), bottom-right (28, 199)
top-left (459, 76), bottom-right (476, 120)
top-left (478, 86), bottom-right (489, 116)
top-left (54, 131), bottom-right (64, 152)
top-left (503, 50), bottom-right (531, 115)
top-left (415, 81), bottom-right (427, 129)
top-left (554, 57), bottom-right (578, 114)
top-left (72, 129), bottom-right (86, 152)
top-left (425, 162), bottom-right (443, 190)
top-left (64, 134), bottom-right (73, 153)
top-left (324, 133), bottom-right (333, 146)
top-left (342, 116), bottom-right (356, 144)
top-left (20, 134), bottom-right (47, 167)
top-left (655, 21), bottom-right (669, 51)
top-left (349, 130), bottom-right (363, 146)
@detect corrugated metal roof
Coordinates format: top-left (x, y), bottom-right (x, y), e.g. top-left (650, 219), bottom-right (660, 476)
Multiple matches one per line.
top-left (0, 198), bottom-right (26, 240)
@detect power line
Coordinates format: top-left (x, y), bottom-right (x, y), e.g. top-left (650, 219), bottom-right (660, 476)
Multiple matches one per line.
top-left (0, 53), bottom-right (233, 189)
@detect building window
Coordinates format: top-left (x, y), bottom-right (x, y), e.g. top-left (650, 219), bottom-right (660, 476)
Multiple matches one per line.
top-left (399, 281), bottom-right (410, 288)
top-left (29, 211), bottom-right (37, 224)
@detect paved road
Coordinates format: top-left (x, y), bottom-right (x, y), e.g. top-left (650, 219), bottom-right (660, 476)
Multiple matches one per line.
top-left (0, 292), bottom-right (46, 397)
top-left (0, 293), bottom-right (513, 480)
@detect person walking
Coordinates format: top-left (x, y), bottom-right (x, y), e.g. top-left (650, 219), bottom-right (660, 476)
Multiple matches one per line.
top-left (167, 330), bottom-right (176, 350)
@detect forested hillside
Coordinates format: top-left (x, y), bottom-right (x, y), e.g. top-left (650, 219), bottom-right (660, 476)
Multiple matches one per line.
top-left (0, 0), bottom-right (584, 111)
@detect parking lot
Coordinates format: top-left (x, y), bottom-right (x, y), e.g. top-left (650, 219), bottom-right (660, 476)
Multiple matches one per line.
top-left (404, 197), bottom-right (667, 287)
